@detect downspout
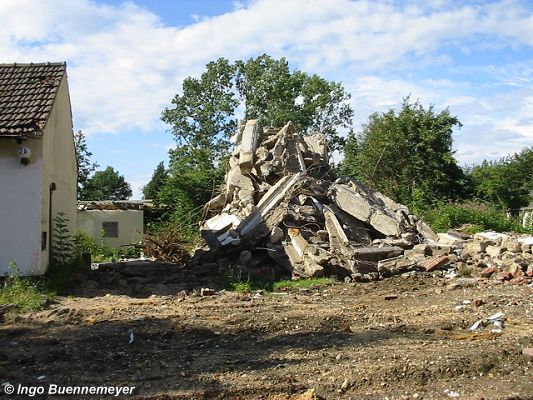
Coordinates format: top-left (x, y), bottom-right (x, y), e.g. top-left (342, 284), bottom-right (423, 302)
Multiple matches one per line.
top-left (48, 182), bottom-right (57, 266)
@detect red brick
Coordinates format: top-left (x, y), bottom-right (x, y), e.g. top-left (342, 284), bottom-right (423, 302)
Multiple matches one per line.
top-left (421, 255), bottom-right (450, 272)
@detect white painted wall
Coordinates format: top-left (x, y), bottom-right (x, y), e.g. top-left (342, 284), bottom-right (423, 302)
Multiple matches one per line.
top-left (0, 139), bottom-right (43, 275)
top-left (77, 209), bottom-right (143, 249)
top-left (41, 76), bottom-right (77, 272)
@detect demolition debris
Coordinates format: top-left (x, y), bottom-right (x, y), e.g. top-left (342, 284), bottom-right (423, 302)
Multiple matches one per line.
top-left (190, 120), bottom-right (439, 281)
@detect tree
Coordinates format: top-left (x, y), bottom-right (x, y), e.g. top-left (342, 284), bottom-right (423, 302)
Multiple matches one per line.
top-left (143, 161), bottom-right (168, 201)
top-left (341, 97), bottom-right (466, 207)
top-left (74, 130), bottom-right (99, 199)
top-left (159, 55), bottom-right (354, 229)
top-left (467, 147), bottom-right (533, 210)
top-left (79, 166), bottom-right (132, 201)
top-left (235, 54), bottom-right (353, 149)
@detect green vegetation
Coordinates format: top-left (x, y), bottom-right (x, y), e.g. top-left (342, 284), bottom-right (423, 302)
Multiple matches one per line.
top-left (221, 270), bottom-right (337, 293)
top-left (272, 277), bottom-right (337, 291)
top-left (420, 202), bottom-right (527, 234)
top-left (79, 166), bottom-right (132, 201)
top-left (142, 54), bottom-right (353, 247)
top-left (341, 97), bottom-right (468, 209)
top-left (466, 147), bottom-right (533, 211)
top-left (0, 261), bottom-right (48, 311)
top-left (74, 130), bottom-right (99, 199)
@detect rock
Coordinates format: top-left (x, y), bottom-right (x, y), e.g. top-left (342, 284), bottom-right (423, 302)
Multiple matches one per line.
top-left (239, 250), bottom-right (253, 266)
top-left (486, 245), bottom-right (504, 258)
top-left (200, 288), bottom-right (216, 296)
top-left (503, 239), bottom-right (522, 253)
top-left (384, 294), bottom-right (398, 300)
top-left (269, 226), bottom-right (284, 244)
top-left (522, 243), bottom-right (532, 254)
top-left (480, 266), bottom-right (497, 278)
top-left (463, 241), bottom-right (488, 255)
top-left (522, 348), bottom-right (533, 361)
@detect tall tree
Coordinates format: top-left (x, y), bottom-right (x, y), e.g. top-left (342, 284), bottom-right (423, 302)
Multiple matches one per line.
top-left (235, 54), bottom-right (353, 149)
top-left (74, 130), bottom-right (99, 199)
top-left (143, 161), bottom-right (168, 201)
top-left (79, 166), bottom-right (132, 201)
top-left (160, 55), bottom-right (354, 215)
top-left (341, 97), bottom-right (466, 207)
top-left (467, 147), bottom-right (533, 210)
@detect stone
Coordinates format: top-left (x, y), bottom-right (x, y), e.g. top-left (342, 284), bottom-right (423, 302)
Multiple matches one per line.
top-left (269, 226), bottom-right (284, 244)
top-left (503, 240), bottom-right (522, 253)
top-left (239, 119), bottom-right (259, 172)
top-left (522, 348), bottom-right (533, 361)
top-left (463, 241), bottom-right (488, 255)
top-left (420, 255), bottom-right (450, 272)
top-left (480, 266), bottom-right (497, 278)
top-left (416, 220), bottom-right (439, 242)
top-left (486, 245), bottom-right (504, 258)
top-left (522, 243), bottom-right (532, 254)
top-left (330, 184), bottom-right (372, 223)
top-left (239, 250), bottom-right (253, 266)
top-left (370, 211), bottom-right (402, 237)
top-left (200, 288), bottom-right (216, 296)
top-left (384, 294), bottom-right (398, 300)
top-left (496, 272), bottom-right (512, 281)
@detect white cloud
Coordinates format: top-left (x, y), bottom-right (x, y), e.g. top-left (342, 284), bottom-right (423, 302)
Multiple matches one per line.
top-left (1, 0), bottom-right (532, 191)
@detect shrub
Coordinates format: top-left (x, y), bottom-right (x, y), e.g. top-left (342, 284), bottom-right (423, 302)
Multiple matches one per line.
top-left (0, 261), bottom-right (47, 311)
top-left (421, 201), bottom-right (526, 233)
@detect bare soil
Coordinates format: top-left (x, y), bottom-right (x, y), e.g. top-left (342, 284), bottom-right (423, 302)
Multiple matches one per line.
top-left (1, 265), bottom-right (532, 400)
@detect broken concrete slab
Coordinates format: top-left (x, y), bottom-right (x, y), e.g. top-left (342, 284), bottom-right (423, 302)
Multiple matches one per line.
top-left (239, 119), bottom-right (259, 172)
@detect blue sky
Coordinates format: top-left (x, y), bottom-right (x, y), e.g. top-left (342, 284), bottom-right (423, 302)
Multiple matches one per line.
top-left (1, 0), bottom-right (532, 198)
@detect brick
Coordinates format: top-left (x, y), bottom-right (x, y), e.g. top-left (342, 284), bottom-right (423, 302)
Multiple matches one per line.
top-left (420, 255), bottom-right (450, 272)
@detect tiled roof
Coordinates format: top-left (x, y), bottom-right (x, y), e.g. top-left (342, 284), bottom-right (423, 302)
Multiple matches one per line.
top-left (0, 62), bottom-right (66, 137)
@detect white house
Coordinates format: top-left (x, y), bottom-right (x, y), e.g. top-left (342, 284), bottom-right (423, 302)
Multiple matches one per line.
top-left (0, 62), bottom-right (77, 276)
top-left (77, 201), bottom-right (146, 249)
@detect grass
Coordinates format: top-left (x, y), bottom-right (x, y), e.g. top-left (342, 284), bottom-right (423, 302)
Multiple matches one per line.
top-left (272, 277), bottom-right (337, 291)
top-left (0, 262), bottom-right (49, 312)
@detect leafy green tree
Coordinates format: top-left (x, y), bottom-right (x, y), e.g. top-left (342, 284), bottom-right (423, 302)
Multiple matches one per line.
top-left (143, 161), bottom-right (168, 201)
top-left (235, 54), bottom-right (353, 149)
top-left (74, 130), bottom-right (99, 199)
top-left (79, 166), bottom-right (132, 201)
top-left (341, 97), bottom-right (466, 208)
top-left (467, 147), bottom-right (533, 210)
top-left (160, 55), bottom-right (354, 234)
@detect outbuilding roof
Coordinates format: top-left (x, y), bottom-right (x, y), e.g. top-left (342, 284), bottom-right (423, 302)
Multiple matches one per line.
top-left (0, 62), bottom-right (66, 137)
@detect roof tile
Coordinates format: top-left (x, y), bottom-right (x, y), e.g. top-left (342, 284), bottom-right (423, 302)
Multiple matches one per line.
top-left (0, 62), bottom-right (66, 137)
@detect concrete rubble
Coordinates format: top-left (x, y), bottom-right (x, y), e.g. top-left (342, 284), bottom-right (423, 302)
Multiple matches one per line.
top-left (190, 120), bottom-right (441, 281)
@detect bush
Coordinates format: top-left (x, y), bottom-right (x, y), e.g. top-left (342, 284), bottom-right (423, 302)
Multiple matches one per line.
top-left (0, 261), bottom-right (48, 311)
top-left (421, 201), bottom-right (527, 233)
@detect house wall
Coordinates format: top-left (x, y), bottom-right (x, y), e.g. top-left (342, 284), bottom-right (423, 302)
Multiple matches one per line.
top-left (77, 209), bottom-right (143, 249)
top-left (0, 138), bottom-right (43, 275)
top-left (40, 77), bottom-right (77, 273)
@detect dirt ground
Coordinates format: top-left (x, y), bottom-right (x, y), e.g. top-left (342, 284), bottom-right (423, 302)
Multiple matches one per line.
top-left (1, 265), bottom-right (532, 400)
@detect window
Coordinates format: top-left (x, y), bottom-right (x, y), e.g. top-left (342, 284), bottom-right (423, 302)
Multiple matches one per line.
top-left (102, 221), bottom-right (118, 238)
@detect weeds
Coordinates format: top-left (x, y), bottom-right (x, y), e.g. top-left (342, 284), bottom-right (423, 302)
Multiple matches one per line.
top-left (272, 277), bottom-right (337, 291)
top-left (0, 261), bottom-right (48, 311)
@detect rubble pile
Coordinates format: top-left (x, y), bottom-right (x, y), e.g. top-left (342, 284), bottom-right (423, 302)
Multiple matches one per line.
top-left (190, 120), bottom-right (439, 281)
top-left (378, 230), bottom-right (533, 285)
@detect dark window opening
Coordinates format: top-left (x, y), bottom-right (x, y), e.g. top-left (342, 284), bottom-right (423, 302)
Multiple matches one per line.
top-left (102, 222), bottom-right (119, 238)
top-left (41, 232), bottom-right (47, 251)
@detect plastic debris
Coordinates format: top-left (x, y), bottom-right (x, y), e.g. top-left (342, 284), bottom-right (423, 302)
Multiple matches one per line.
top-left (469, 312), bottom-right (505, 332)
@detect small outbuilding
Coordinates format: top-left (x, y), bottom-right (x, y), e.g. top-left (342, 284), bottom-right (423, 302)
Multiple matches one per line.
top-left (77, 201), bottom-right (148, 249)
top-left (0, 62), bottom-right (77, 276)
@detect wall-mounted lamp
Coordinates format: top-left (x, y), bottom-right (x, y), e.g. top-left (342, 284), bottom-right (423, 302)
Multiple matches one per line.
top-left (18, 145), bottom-right (31, 165)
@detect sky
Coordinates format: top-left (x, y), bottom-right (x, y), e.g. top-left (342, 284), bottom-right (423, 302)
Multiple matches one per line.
top-left (1, 0), bottom-right (532, 198)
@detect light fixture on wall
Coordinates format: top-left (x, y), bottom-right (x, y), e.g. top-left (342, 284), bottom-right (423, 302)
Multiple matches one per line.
top-left (17, 145), bottom-right (31, 165)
